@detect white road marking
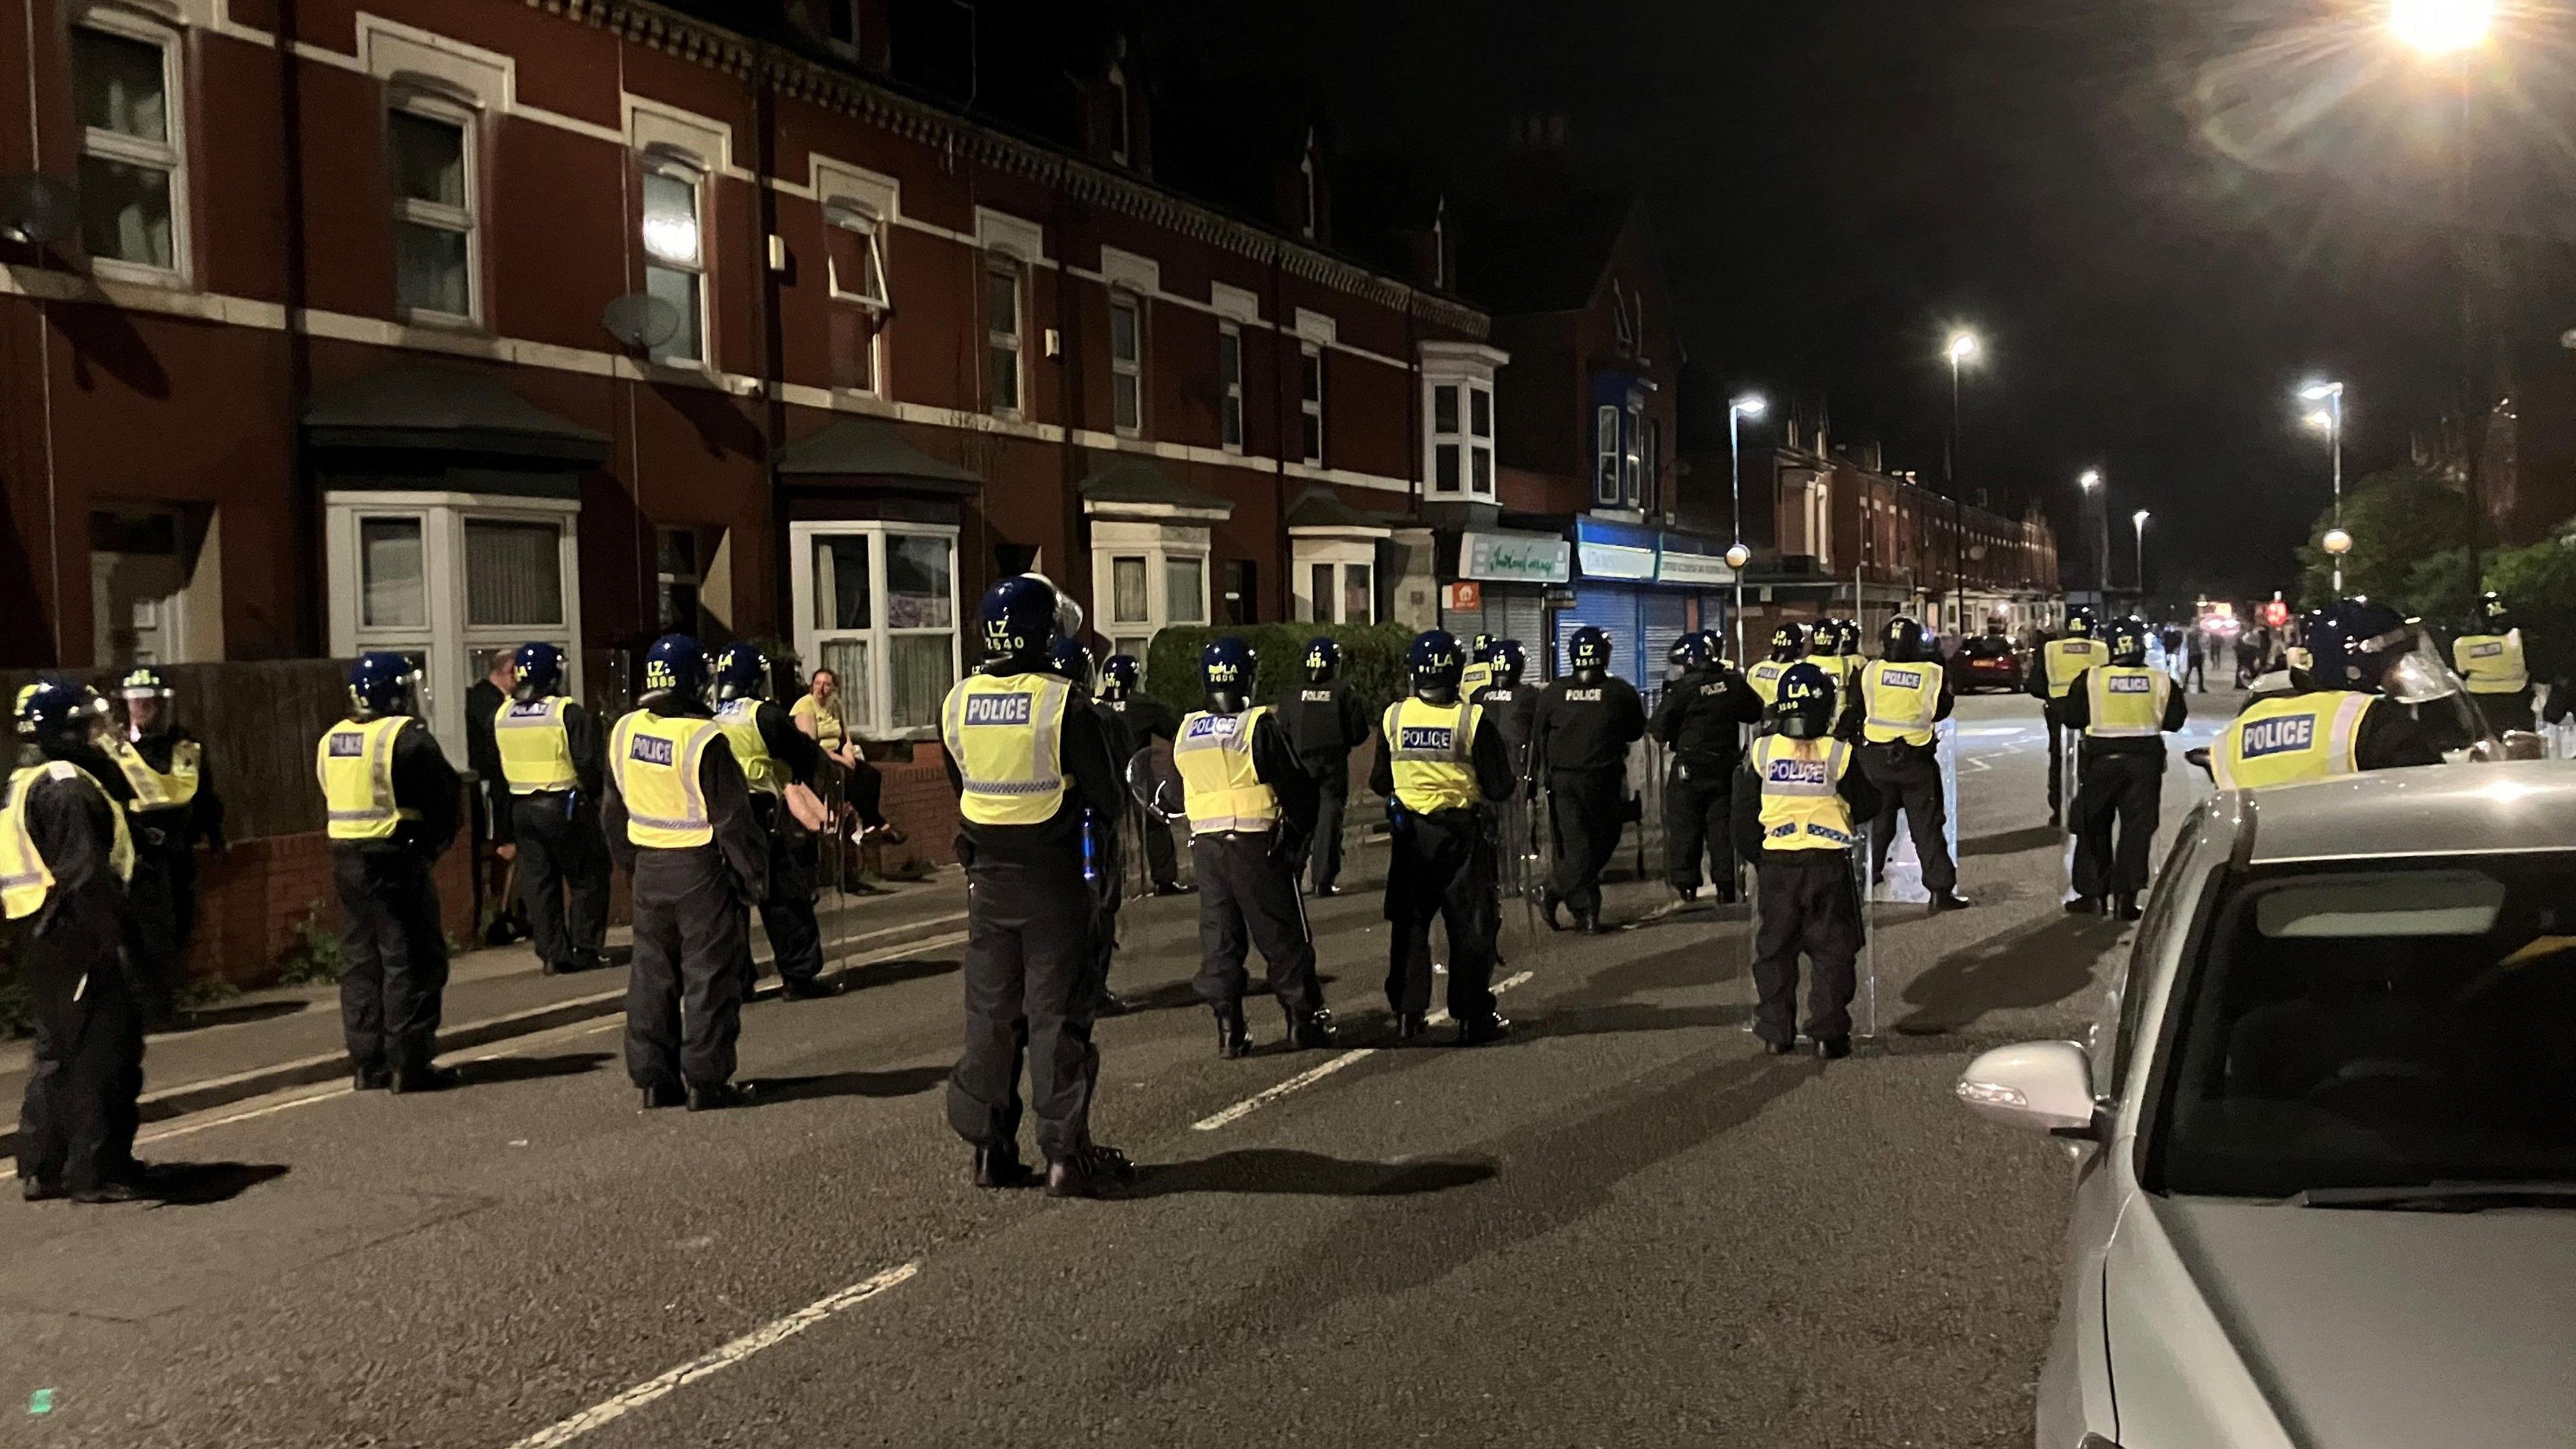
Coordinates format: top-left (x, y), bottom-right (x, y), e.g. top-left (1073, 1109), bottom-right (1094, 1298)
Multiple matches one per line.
top-left (503, 1260), bottom-right (921, 1449)
top-left (1191, 970), bottom-right (1536, 1132)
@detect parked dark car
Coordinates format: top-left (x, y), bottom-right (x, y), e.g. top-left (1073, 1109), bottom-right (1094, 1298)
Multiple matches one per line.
top-left (1949, 633), bottom-right (2022, 693)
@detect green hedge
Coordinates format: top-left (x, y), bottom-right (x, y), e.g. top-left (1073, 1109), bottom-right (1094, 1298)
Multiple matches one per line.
top-left (1143, 623), bottom-right (1415, 724)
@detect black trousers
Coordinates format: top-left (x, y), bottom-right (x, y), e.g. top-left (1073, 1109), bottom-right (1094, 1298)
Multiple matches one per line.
top-left (1547, 767), bottom-right (1626, 916)
top-left (625, 845), bottom-right (749, 1090)
top-left (2043, 701), bottom-right (2071, 820)
top-left (16, 910), bottom-right (144, 1192)
top-left (1752, 851), bottom-right (1864, 1046)
top-left (1299, 767), bottom-right (1350, 892)
top-left (1142, 812), bottom-right (1179, 890)
top-left (1191, 832), bottom-right (1324, 1019)
top-left (333, 847), bottom-right (449, 1077)
top-left (747, 796), bottom-right (823, 986)
top-left (1384, 806), bottom-right (1499, 1021)
top-left (510, 793), bottom-right (612, 971)
top-left (123, 845), bottom-right (182, 1024)
top-left (949, 857), bottom-right (1101, 1161)
top-left (2472, 688), bottom-right (2537, 736)
top-left (1662, 757), bottom-right (1737, 896)
top-left (2074, 747), bottom-right (2165, 900)
top-left (1860, 741), bottom-right (1956, 895)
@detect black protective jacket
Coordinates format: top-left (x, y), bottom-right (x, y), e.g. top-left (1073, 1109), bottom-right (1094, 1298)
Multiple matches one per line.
top-left (1652, 666), bottom-right (1763, 769)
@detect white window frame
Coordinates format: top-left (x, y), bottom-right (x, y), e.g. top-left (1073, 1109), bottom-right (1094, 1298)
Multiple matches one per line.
top-left (1107, 61), bottom-right (1131, 166)
top-left (1420, 341), bottom-right (1505, 500)
top-left (71, 9), bottom-right (189, 288)
top-left (1291, 535), bottom-right (1381, 624)
top-left (824, 202), bottom-right (890, 396)
top-left (639, 154), bottom-right (709, 366)
top-left (386, 95), bottom-right (479, 327)
top-left (1110, 290), bottom-right (1145, 439)
top-left (1217, 321), bottom-right (1245, 453)
top-left (1594, 404), bottom-right (1621, 506)
top-left (1299, 343), bottom-right (1324, 466)
top-left (787, 521), bottom-right (963, 742)
top-left (985, 252), bottom-right (1025, 419)
top-left (1090, 521), bottom-right (1210, 662)
top-left (324, 490), bottom-right (583, 763)
top-left (1623, 402), bottom-right (1644, 508)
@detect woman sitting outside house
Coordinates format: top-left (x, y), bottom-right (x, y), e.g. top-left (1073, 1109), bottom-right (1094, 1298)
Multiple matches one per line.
top-left (791, 668), bottom-right (904, 852)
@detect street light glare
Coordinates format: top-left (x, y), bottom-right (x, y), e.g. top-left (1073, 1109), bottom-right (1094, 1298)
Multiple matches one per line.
top-left (1732, 394), bottom-right (1766, 419)
top-left (2298, 380), bottom-right (2344, 402)
top-left (2133, 509), bottom-right (2151, 527)
top-left (2078, 470), bottom-right (2100, 488)
top-left (2390, 0), bottom-right (2493, 55)
top-left (1946, 331), bottom-right (1980, 364)
top-left (2303, 409), bottom-right (2333, 433)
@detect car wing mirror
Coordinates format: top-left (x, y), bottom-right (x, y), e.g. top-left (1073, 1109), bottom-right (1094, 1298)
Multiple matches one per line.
top-left (2183, 746), bottom-right (2212, 780)
top-left (1955, 1040), bottom-right (2099, 1139)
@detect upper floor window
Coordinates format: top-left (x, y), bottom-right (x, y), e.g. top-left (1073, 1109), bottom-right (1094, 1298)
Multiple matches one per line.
top-left (825, 203), bottom-right (890, 395)
top-left (985, 255), bottom-right (1024, 417)
top-left (1110, 293), bottom-right (1144, 437)
top-left (1428, 382), bottom-right (1495, 498)
top-left (640, 163), bottom-right (706, 364)
top-left (1594, 405), bottom-right (1621, 506)
top-left (1623, 402), bottom-right (1644, 506)
top-left (1640, 416), bottom-right (1662, 513)
top-left (1217, 323), bottom-right (1244, 452)
top-left (390, 105), bottom-right (476, 324)
top-left (72, 20), bottom-right (186, 282)
top-left (1299, 344), bottom-right (1324, 466)
top-left (826, 1), bottom-right (858, 47)
top-left (1107, 62), bottom-right (1131, 166)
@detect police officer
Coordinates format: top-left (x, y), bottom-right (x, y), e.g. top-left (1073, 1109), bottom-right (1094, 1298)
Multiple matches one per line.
top-left (1802, 617), bottom-right (1854, 694)
top-left (1275, 636), bottom-right (1372, 897)
top-left (101, 666), bottom-right (225, 1026)
top-left (1177, 638), bottom-right (1334, 1057)
top-left (941, 578), bottom-right (1134, 1197)
top-left (2026, 608), bottom-right (2109, 826)
top-left (317, 653), bottom-right (464, 1093)
top-left (1730, 663), bottom-right (1883, 1059)
top-left (1371, 630), bottom-right (1519, 1044)
top-left (1746, 623), bottom-right (1805, 718)
top-left (603, 637), bottom-right (767, 1112)
top-left (8, 682), bottom-right (146, 1202)
top-left (1097, 654), bottom-right (1187, 896)
top-left (2058, 616), bottom-right (2186, 919)
top-left (1651, 632), bottom-right (1761, 904)
top-left (1840, 616), bottom-right (1970, 912)
top-left (2212, 601), bottom-right (2472, 790)
top-left (713, 644), bottom-right (834, 1000)
top-left (1049, 636), bottom-right (1130, 1016)
top-left (2454, 591), bottom-right (2535, 735)
top-left (490, 643), bottom-right (612, 977)
top-left (1529, 627), bottom-right (1647, 933)
top-left (1459, 632), bottom-right (1499, 702)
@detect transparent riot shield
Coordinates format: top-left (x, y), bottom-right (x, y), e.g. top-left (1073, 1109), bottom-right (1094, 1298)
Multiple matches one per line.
top-left (2059, 723), bottom-right (2084, 906)
top-left (1870, 718), bottom-right (1960, 905)
top-left (1854, 841), bottom-right (1879, 1043)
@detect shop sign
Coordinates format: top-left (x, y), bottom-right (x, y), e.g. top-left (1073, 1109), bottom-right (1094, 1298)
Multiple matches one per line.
top-left (1655, 549), bottom-right (1736, 586)
top-left (1462, 531), bottom-right (1572, 584)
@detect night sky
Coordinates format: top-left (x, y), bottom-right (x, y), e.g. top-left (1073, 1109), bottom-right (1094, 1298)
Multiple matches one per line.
top-left (1136, 0), bottom-right (2569, 598)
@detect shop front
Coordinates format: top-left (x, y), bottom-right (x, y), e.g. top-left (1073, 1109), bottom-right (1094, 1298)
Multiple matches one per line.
top-left (1438, 527), bottom-right (1568, 670)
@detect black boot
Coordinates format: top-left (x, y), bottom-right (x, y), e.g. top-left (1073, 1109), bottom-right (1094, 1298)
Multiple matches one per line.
top-left (1576, 910), bottom-right (1605, 935)
top-left (973, 1144), bottom-right (1033, 1189)
top-left (1045, 1144), bottom-right (1136, 1199)
top-left (2116, 894), bottom-right (2143, 922)
top-left (68, 1181), bottom-right (144, 1205)
top-left (686, 1081), bottom-right (753, 1112)
top-left (1095, 989), bottom-right (1130, 1016)
top-left (21, 1175), bottom-right (62, 1202)
top-left (1215, 1006), bottom-right (1251, 1059)
top-left (1540, 891), bottom-right (1565, 932)
top-left (640, 1081), bottom-right (686, 1110)
top-left (2064, 896), bottom-right (2099, 915)
top-left (1395, 1010), bottom-right (1431, 1042)
top-left (1931, 891), bottom-right (1972, 912)
top-left (1762, 1038), bottom-right (1797, 1057)
top-left (780, 976), bottom-right (841, 1000)
top-left (1454, 1013), bottom-right (1511, 1046)
top-left (1814, 1035), bottom-right (1853, 1061)
top-left (353, 1066), bottom-right (392, 1091)
top-left (1287, 1008), bottom-right (1337, 1050)
top-left (391, 1064), bottom-right (461, 1094)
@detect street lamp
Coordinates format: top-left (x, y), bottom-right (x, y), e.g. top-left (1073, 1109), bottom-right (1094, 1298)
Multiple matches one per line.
top-left (2390, 0), bottom-right (2492, 55)
top-left (1727, 394), bottom-right (1766, 664)
top-left (2299, 380), bottom-right (2347, 592)
top-left (2132, 509), bottom-right (2151, 600)
top-left (1943, 330), bottom-right (1980, 635)
top-left (2078, 470), bottom-right (2109, 604)
top-left (2389, 0), bottom-right (2493, 580)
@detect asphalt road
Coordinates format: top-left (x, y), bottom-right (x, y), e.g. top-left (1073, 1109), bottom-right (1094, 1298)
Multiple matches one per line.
top-left (2, 688), bottom-right (2242, 1448)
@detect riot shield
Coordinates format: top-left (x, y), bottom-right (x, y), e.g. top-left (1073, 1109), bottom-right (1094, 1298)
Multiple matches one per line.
top-left (1854, 841), bottom-right (1879, 1042)
top-left (1870, 718), bottom-right (1960, 905)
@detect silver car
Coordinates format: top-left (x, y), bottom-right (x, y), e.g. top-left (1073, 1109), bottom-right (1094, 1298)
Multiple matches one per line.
top-left (1956, 761), bottom-right (2576, 1448)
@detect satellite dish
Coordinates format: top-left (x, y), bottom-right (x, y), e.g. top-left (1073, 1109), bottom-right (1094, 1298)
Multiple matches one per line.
top-left (602, 292), bottom-right (681, 351)
top-left (0, 175), bottom-right (78, 246)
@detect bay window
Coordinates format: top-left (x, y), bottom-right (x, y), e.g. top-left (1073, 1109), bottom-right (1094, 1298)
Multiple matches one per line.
top-left (790, 523), bottom-right (961, 739)
top-left (1421, 342), bottom-right (1507, 502)
top-left (1091, 524), bottom-right (1210, 663)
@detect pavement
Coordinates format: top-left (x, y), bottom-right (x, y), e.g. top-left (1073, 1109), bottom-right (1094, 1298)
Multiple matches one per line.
top-left (0, 688), bottom-right (2244, 1448)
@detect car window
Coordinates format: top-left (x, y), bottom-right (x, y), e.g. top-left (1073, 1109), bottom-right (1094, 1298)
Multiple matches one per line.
top-left (2144, 851), bottom-right (2576, 1197)
top-left (2105, 805), bottom-right (2212, 1097)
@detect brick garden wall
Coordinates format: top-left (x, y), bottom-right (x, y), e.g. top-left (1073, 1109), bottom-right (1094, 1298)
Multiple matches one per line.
top-left (187, 828), bottom-right (477, 988)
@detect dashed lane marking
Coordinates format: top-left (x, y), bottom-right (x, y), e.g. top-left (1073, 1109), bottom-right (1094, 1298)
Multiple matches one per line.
top-left (502, 1260), bottom-right (922, 1449)
top-left (1190, 969), bottom-right (1536, 1132)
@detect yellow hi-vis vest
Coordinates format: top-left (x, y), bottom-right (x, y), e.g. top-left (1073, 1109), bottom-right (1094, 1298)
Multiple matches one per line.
top-left (712, 699), bottom-right (785, 797)
top-left (1746, 659), bottom-right (1791, 707)
top-left (316, 716), bottom-right (420, 842)
top-left (940, 672), bottom-right (1074, 827)
top-left (610, 709), bottom-right (724, 848)
top-left (494, 696), bottom-right (580, 794)
top-left (2453, 631), bottom-right (2529, 695)
top-left (1858, 659), bottom-right (1942, 746)
top-left (1460, 661), bottom-right (1495, 700)
top-left (104, 733), bottom-right (200, 812)
top-left (2, 761), bottom-right (135, 919)
top-left (2084, 665), bottom-right (2173, 739)
top-left (1807, 652), bottom-right (1854, 690)
top-left (1174, 706), bottom-right (1278, 835)
top-left (2211, 693), bottom-right (2373, 791)
top-left (2045, 637), bottom-right (2110, 700)
top-left (1381, 697), bottom-right (1484, 814)
top-left (1750, 735), bottom-right (1856, 851)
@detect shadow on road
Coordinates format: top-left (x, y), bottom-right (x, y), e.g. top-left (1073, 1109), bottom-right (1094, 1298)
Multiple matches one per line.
top-left (755, 1065), bottom-right (950, 1102)
top-left (1958, 824), bottom-right (2061, 858)
top-left (839, 957), bottom-right (959, 991)
top-left (465, 1052), bottom-right (612, 1085)
top-left (1126, 1150), bottom-right (1495, 1198)
top-left (134, 1161), bottom-right (290, 1206)
top-left (168, 1000), bottom-right (307, 1032)
top-left (1518, 1001), bottom-right (1752, 1042)
top-left (1894, 913), bottom-right (2121, 1035)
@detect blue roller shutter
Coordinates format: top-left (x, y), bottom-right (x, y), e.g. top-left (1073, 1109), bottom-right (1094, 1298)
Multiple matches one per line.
top-left (1554, 584), bottom-right (1644, 688)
